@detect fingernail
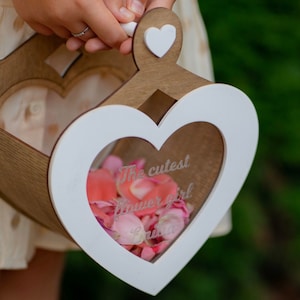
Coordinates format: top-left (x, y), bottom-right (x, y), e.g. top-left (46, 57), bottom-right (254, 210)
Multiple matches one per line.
top-left (128, 0), bottom-right (145, 16)
top-left (120, 7), bottom-right (135, 19)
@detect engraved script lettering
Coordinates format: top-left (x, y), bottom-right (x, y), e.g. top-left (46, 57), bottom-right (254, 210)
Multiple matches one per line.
top-left (87, 153), bottom-right (196, 262)
top-left (119, 165), bottom-right (145, 184)
top-left (148, 154), bottom-right (190, 177)
top-left (131, 223), bottom-right (180, 241)
top-left (114, 196), bottom-right (162, 220)
top-left (119, 155), bottom-right (191, 184)
top-left (114, 182), bottom-right (194, 220)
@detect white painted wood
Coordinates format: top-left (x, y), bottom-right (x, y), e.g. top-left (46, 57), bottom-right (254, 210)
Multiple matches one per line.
top-left (144, 24), bottom-right (176, 58)
top-left (121, 22), bottom-right (137, 37)
top-left (49, 83), bottom-right (259, 295)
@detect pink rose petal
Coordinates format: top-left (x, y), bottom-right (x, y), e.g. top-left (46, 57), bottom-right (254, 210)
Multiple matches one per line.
top-left (111, 214), bottom-right (146, 245)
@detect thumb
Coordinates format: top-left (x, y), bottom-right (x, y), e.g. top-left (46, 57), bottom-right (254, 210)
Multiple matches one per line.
top-left (126, 0), bottom-right (147, 18)
top-left (104, 0), bottom-right (136, 23)
top-left (145, 0), bottom-right (176, 11)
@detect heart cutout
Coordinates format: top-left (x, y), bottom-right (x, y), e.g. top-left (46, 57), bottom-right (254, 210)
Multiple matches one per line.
top-left (144, 24), bottom-right (176, 57)
top-left (49, 84), bottom-right (258, 295)
top-left (0, 72), bottom-right (123, 155)
top-left (86, 121), bottom-right (224, 262)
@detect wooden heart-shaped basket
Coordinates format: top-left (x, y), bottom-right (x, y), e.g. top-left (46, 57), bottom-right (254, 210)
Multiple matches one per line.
top-left (0, 11), bottom-right (258, 292)
top-left (0, 8), bottom-right (217, 236)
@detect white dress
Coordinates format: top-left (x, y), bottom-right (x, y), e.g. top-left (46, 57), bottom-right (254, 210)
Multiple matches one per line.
top-left (0, 0), bottom-right (231, 270)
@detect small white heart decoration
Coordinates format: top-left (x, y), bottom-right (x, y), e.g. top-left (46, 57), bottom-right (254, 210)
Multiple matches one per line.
top-left (49, 84), bottom-right (258, 295)
top-left (144, 24), bottom-right (176, 58)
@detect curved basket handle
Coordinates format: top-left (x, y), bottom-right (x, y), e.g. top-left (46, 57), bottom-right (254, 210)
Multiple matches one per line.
top-left (103, 8), bottom-right (211, 108)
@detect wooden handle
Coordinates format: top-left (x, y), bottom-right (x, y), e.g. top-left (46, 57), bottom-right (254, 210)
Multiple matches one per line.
top-left (103, 8), bottom-right (211, 108)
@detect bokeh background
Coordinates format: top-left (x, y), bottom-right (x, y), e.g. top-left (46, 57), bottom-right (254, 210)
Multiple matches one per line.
top-left (61, 1), bottom-right (300, 299)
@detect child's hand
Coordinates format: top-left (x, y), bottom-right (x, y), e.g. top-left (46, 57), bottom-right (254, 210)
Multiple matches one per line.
top-left (12, 0), bottom-right (137, 51)
top-left (126, 0), bottom-right (176, 18)
top-left (12, 0), bottom-right (175, 54)
top-left (66, 0), bottom-right (176, 54)
top-left (121, 0), bottom-right (177, 54)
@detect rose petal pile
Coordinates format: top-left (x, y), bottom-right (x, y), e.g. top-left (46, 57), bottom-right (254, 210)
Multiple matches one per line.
top-left (87, 155), bottom-right (193, 261)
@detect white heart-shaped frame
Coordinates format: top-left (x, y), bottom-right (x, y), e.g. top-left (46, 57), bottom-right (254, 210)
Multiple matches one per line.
top-left (49, 84), bottom-right (258, 295)
top-left (144, 24), bottom-right (176, 57)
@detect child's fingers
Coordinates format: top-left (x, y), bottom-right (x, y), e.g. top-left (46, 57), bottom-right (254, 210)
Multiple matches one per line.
top-left (65, 37), bottom-right (85, 51)
top-left (84, 38), bottom-right (111, 53)
top-left (81, 1), bottom-right (128, 49)
top-left (104, 0), bottom-right (136, 23)
top-left (119, 38), bottom-right (134, 55)
top-left (126, 0), bottom-right (148, 18)
top-left (23, 21), bottom-right (54, 36)
top-left (68, 24), bottom-right (96, 41)
top-left (145, 0), bottom-right (176, 11)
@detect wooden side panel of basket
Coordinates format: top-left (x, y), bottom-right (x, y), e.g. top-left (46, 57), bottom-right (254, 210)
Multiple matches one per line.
top-left (0, 34), bottom-right (136, 237)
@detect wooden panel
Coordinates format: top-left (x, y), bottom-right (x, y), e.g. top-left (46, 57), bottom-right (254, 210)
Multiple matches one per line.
top-left (0, 129), bottom-right (67, 235)
top-left (0, 8), bottom-right (222, 238)
top-left (0, 35), bottom-right (136, 237)
top-left (109, 91), bottom-right (224, 217)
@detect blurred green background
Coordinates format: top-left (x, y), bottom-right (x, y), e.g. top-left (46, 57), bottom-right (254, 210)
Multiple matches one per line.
top-left (61, 1), bottom-right (300, 299)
